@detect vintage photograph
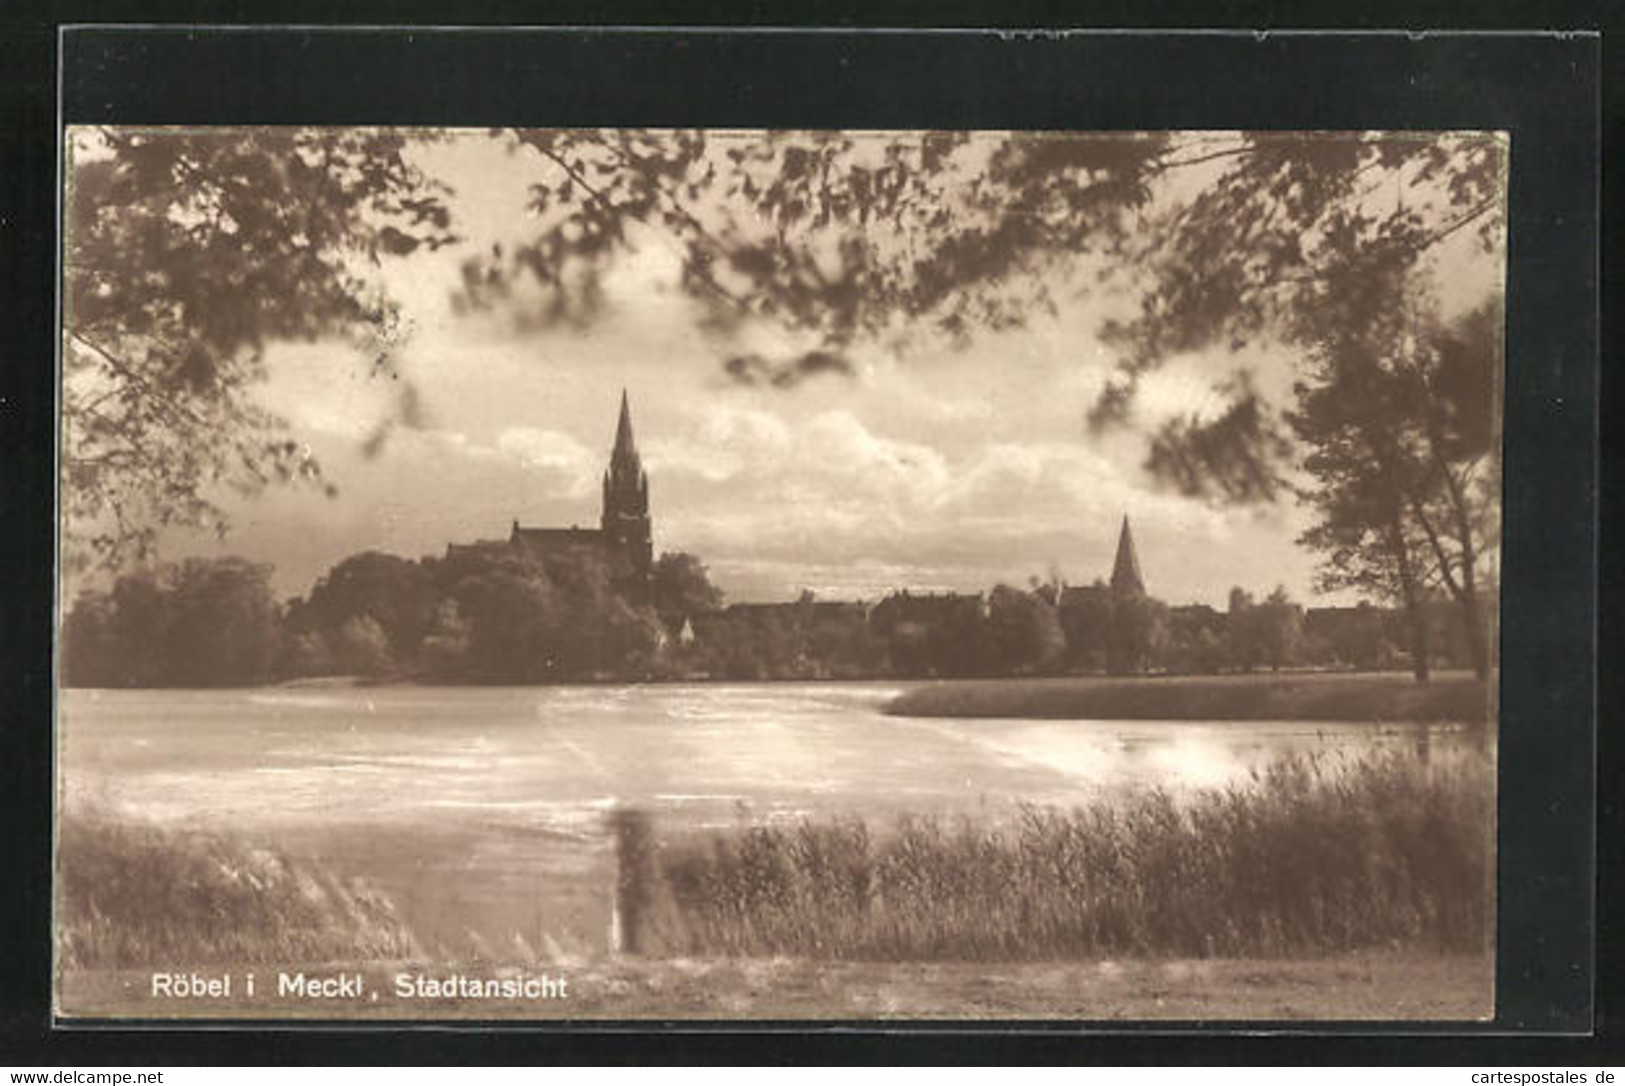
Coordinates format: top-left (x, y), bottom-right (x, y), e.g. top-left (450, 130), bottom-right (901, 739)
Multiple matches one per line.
top-left (56, 127), bottom-right (1503, 1021)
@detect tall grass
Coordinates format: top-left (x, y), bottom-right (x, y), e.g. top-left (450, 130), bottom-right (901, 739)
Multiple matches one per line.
top-left (57, 811), bottom-right (418, 970)
top-left (623, 754), bottom-right (1491, 961)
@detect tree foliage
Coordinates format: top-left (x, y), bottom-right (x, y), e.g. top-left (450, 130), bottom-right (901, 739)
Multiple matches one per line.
top-left (1255, 586), bottom-right (1306, 672)
top-left (63, 127), bottom-right (456, 569)
top-left (1290, 289), bottom-right (1501, 678)
top-left (333, 614), bottom-right (395, 677)
top-left (1099, 132), bottom-right (1504, 485)
top-left (650, 551), bottom-right (725, 617)
top-left (985, 584), bottom-right (1066, 675)
top-left (59, 543), bottom-right (1488, 688)
top-left (305, 550), bottom-right (438, 659)
top-left (458, 129), bottom-right (1170, 373)
top-left (60, 556), bottom-right (279, 687)
top-left (473, 130), bottom-right (1502, 494)
top-left (1105, 591), bottom-right (1166, 676)
top-left (431, 543), bottom-right (663, 681)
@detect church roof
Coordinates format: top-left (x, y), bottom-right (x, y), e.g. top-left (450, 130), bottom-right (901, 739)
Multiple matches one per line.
top-left (510, 524), bottom-right (635, 579)
top-left (1059, 582), bottom-right (1110, 606)
top-left (1110, 515), bottom-right (1146, 595)
top-left (512, 526), bottom-right (606, 546)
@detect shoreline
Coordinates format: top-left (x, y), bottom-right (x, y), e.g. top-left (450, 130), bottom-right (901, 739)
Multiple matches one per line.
top-left (883, 671), bottom-right (1491, 724)
top-left (61, 669), bottom-right (1496, 725)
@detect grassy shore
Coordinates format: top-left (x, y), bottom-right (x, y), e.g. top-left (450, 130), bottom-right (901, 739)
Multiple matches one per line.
top-left (56, 746), bottom-right (1491, 1019)
top-left (59, 752), bottom-right (1489, 971)
top-left (626, 752), bottom-right (1490, 962)
top-left (56, 811), bottom-right (418, 971)
top-left (885, 671), bottom-right (1491, 723)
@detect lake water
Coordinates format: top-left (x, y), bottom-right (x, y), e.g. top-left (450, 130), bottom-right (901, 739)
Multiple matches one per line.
top-left (57, 682), bottom-right (1485, 958)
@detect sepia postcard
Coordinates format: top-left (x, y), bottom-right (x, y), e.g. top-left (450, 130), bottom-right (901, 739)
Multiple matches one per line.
top-left (55, 125), bottom-right (1505, 1023)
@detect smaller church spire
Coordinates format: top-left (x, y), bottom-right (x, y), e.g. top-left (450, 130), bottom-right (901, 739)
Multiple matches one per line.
top-left (1110, 515), bottom-right (1145, 595)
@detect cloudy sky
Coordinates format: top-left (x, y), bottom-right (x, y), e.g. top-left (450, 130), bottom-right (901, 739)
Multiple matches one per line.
top-left (153, 131), bottom-right (1495, 607)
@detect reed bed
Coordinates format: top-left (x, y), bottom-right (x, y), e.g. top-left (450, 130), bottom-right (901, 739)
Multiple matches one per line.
top-left (885, 673), bottom-right (1491, 723)
top-left (56, 811), bottom-right (417, 970)
top-left (625, 754), bottom-right (1491, 961)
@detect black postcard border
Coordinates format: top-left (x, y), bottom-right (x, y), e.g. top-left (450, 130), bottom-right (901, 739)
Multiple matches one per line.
top-left (2, 20), bottom-right (1606, 1064)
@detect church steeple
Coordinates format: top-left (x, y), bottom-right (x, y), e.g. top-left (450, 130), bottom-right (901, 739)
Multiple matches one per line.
top-left (604, 388), bottom-right (646, 491)
top-left (601, 389), bottom-right (652, 582)
top-left (612, 388), bottom-right (636, 464)
top-left (1110, 515), bottom-right (1145, 596)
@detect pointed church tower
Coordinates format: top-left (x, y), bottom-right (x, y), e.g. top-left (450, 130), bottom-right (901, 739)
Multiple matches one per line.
top-left (601, 389), bottom-right (653, 581)
top-left (1110, 515), bottom-right (1145, 596)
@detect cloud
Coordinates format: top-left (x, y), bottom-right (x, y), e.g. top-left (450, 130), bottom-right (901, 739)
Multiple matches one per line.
top-left (798, 410), bottom-right (951, 497)
top-left (643, 399), bottom-right (1265, 601)
top-left (645, 404), bottom-right (793, 482)
top-left (654, 407), bottom-right (958, 510)
top-left (495, 427), bottom-right (598, 497)
top-left (1125, 359), bottom-right (1230, 424)
top-left (868, 366), bottom-right (998, 424)
top-left (700, 405), bottom-right (795, 460)
top-left (263, 376), bottom-right (1268, 603)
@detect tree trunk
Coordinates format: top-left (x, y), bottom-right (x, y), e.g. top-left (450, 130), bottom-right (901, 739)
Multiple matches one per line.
top-left (1456, 584), bottom-right (1490, 678)
top-left (1387, 518), bottom-right (1431, 682)
top-left (1430, 438), bottom-right (1493, 679)
top-left (1448, 480), bottom-right (1492, 679)
top-left (1411, 491), bottom-right (1491, 680)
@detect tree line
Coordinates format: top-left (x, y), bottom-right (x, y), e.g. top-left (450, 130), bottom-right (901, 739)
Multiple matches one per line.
top-left (60, 548), bottom-right (1484, 688)
top-left (64, 129), bottom-right (1503, 685)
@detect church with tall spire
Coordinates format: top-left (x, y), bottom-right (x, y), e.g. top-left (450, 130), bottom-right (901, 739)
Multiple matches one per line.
top-left (599, 390), bottom-right (653, 578)
top-left (501, 389), bottom-right (654, 598)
